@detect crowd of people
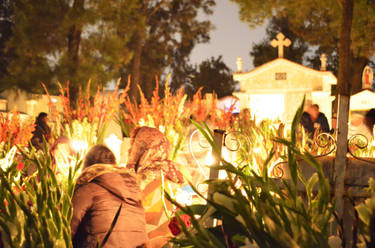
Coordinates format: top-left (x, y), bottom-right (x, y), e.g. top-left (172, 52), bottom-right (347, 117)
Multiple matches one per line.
top-left (300, 102), bottom-right (375, 142)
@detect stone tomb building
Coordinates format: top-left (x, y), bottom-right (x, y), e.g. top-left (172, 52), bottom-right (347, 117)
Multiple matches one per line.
top-left (233, 33), bottom-right (337, 124)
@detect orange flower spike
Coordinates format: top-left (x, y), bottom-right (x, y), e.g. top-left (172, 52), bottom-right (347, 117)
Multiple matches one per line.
top-left (85, 80), bottom-right (91, 116)
top-left (65, 82), bottom-right (72, 121)
top-left (138, 85), bottom-right (149, 122)
top-left (77, 86), bottom-right (83, 121)
top-left (151, 78), bottom-right (161, 125)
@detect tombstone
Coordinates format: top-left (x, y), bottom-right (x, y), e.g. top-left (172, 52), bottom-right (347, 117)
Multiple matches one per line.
top-left (26, 100), bottom-right (38, 116)
top-left (233, 57), bottom-right (336, 124)
top-left (0, 98), bottom-right (7, 111)
top-left (234, 33), bottom-right (336, 124)
top-left (0, 89), bottom-right (63, 116)
top-left (350, 89), bottom-right (375, 112)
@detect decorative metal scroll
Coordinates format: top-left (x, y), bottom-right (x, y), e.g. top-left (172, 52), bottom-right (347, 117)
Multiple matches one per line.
top-left (224, 131), bottom-right (251, 152)
top-left (189, 129), bottom-right (211, 179)
top-left (190, 127), bottom-right (375, 183)
top-left (270, 133), bottom-right (337, 179)
top-left (189, 129), bottom-right (251, 193)
top-left (223, 131), bottom-right (252, 166)
top-left (347, 134), bottom-right (375, 164)
top-left (314, 133), bottom-right (337, 158)
top-left (270, 160), bottom-right (285, 178)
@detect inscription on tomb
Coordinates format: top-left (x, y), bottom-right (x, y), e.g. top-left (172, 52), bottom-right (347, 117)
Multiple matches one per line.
top-left (275, 72), bottom-right (287, 80)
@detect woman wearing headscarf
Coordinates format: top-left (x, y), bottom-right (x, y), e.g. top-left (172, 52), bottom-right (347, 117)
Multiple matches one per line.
top-left (127, 126), bottom-right (184, 188)
top-left (127, 127), bottom-right (184, 246)
top-left (70, 145), bottom-right (147, 248)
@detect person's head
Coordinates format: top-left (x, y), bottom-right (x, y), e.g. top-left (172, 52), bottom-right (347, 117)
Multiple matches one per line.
top-left (307, 104), bottom-right (320, 120)
top-left (36, 112), bottom-right (48, 124)
top-left (304, 100), bottom-right (312, 112)
top-left (312, 104), bottom-right (320, 111)
top-left (127, 127), bottom-right (169, 172)
top-left (127, 126), bottom-right (183, 184)
top-left (365, 108), bottom-right (375, 130)
top-left (84, 145), bottom-right (116, 168)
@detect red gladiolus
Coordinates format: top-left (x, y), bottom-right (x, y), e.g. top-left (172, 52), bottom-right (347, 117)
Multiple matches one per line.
top-left (17, 162), bottom-right (24, 171)
top-left (168, 214), bottom-right (191, 236)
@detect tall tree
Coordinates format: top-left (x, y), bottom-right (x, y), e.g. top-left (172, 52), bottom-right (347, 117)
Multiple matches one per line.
top-left (230, 0), bottom-right (375, 94)
top-left (251, 16), bottom-right (309, 67)
top-left (0, 0), bottom-right (14, 90)
top-left (188, 56), bottom-right (237, 98)
top-left (2, 0), bottom-right (137, 98)
top-left (121, 0), bottom-right (215, 101)
top-left (1, 0), bottom-right (214, 102)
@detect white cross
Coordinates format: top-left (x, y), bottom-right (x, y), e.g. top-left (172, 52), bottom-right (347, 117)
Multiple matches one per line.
top-left (270, 32), bottom-right (291, 58)
top-left (320, 53), bottom-right (327, 71)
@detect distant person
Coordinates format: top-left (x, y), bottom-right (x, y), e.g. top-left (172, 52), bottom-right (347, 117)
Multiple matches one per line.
top-left (348, 113), bottom-right (373, 141)
top-left (310, 104), bottom-right (330, 133)
top-left (300, 102), bottom-right (314, 134)
top-left (364, 108), bottom-right (375, 136)
top-left (31, 112), bottom-right (51, 150)
top-left (70, 145), bottom-right (147, 248)
top-left (349, 109), bottom-right (375, 141)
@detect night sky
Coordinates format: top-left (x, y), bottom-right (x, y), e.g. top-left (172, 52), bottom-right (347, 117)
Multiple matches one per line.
top-left (190, 0), bottom-right (267, 72)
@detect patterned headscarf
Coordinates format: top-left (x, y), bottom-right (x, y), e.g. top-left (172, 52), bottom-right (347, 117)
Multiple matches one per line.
top-left (127, 127), bottom-right (184, 184)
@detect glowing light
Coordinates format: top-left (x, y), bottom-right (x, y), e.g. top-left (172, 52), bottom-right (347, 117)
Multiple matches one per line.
top-left (253, 147), bottom-right (261, 154)
top-left (54, 142), bottom-right (81, 182)
top-left (158, 125), bottom-right (165, 133)
top-left (51, 98), bottom-right (58, 103)
top-left (70, 139), bottom-right (88, 153)
top-left (175, 188), bottom-right (193, 206)
top-left (104, 134), bottom-right (122, 163)
top-left (222, 147), bottom-right (230, 161)
top-left (249, 94), bottom-right (285, 123)
top-left (205, 149), bottom-right (215, 166)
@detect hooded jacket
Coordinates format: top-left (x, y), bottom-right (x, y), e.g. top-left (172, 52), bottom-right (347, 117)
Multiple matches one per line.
top-left (70, 164), bottom-right (147, 248)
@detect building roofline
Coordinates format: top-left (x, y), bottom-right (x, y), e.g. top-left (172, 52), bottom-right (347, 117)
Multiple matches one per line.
top-left (233, 58), bottom-right (336, 80)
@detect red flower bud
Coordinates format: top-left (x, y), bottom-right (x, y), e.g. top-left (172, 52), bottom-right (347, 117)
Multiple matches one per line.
top-left (168, 214), bottom-right (191, 236)
top-left (17, 162), bottom-right (24, 171)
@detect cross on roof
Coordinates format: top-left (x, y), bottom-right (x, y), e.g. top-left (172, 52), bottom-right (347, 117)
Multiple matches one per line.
top-left (270, 32), bottom-right (291, 58)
